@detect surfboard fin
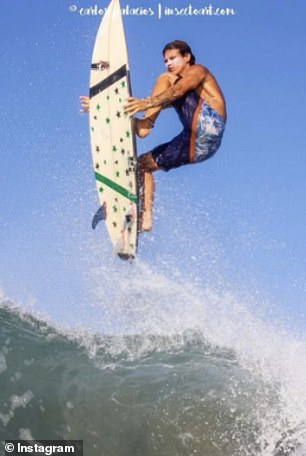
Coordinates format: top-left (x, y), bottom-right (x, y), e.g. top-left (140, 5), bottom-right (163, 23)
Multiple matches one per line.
top-left (92, 203), bottom-right (107, 229)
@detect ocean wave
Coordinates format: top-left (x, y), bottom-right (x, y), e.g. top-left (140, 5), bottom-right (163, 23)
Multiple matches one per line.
top-left (1, 303), bottom-right (306, 455)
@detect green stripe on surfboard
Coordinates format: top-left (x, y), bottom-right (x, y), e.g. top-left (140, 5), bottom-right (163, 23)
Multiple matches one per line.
top-left (95, 171), bottom-right (137, 204)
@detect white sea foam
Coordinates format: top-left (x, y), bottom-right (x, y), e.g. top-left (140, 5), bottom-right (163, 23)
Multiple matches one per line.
top-left (82, 254), bottom-right (306, 453)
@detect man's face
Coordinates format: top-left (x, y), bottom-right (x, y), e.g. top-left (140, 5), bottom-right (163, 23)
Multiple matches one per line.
top-left (164, 49), bottom-right (190, 75)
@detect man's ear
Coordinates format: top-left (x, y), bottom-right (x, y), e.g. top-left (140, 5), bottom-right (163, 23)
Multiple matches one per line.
top-left (184, 53), bottom-right (192, 64)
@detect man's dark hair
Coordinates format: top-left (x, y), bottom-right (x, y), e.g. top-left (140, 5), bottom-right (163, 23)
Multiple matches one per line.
top-left (162, 40), bottom-right (196, 65)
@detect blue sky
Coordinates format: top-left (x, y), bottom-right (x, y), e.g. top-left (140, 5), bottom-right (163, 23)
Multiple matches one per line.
top-left (0, 0), bottom-right (305, 332)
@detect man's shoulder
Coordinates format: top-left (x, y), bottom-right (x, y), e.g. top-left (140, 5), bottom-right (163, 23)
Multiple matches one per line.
top-left (189, 63), bottom-right (209, 74)
top-left (186, 64), bottom-right (210, 85)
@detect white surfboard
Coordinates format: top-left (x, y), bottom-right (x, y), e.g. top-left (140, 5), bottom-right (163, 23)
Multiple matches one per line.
top-left (89, 0), bottom-right (138, 260)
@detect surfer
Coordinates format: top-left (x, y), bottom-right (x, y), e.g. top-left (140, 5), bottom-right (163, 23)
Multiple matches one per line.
top-left (81, 40), bottom-right (226, 232)
top-left (124, 40), bottom-right (227, 231)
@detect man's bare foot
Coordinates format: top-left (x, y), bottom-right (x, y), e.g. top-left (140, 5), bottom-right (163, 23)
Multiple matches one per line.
top-left (134, 118), bottom-right (153, 138)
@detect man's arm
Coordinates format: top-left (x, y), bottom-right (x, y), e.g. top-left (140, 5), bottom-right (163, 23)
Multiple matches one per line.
top-left (80, 72), bottom-right (171, 118)
top-left (125, 65), bottom-right (207, 116)
top-left (142, 72), bottom-right (172, 122)
top-left (134, 73), bottom-right (172, 138)
top-left (148, 65), bottom-right (207, 107)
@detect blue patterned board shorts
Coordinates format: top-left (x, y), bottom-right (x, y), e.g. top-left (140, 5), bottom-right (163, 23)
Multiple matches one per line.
top-left (151, 100), bottom-right (225, 171)
top-left (194, 101), bottom-right (225, 163)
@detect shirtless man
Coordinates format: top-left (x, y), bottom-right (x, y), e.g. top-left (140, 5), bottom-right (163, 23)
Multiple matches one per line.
top-left (81, 40), bottom-right (226, 232)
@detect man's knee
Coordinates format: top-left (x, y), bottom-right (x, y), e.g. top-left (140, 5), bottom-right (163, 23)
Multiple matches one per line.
top-left (138, 153), bottom-right (159, 173)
